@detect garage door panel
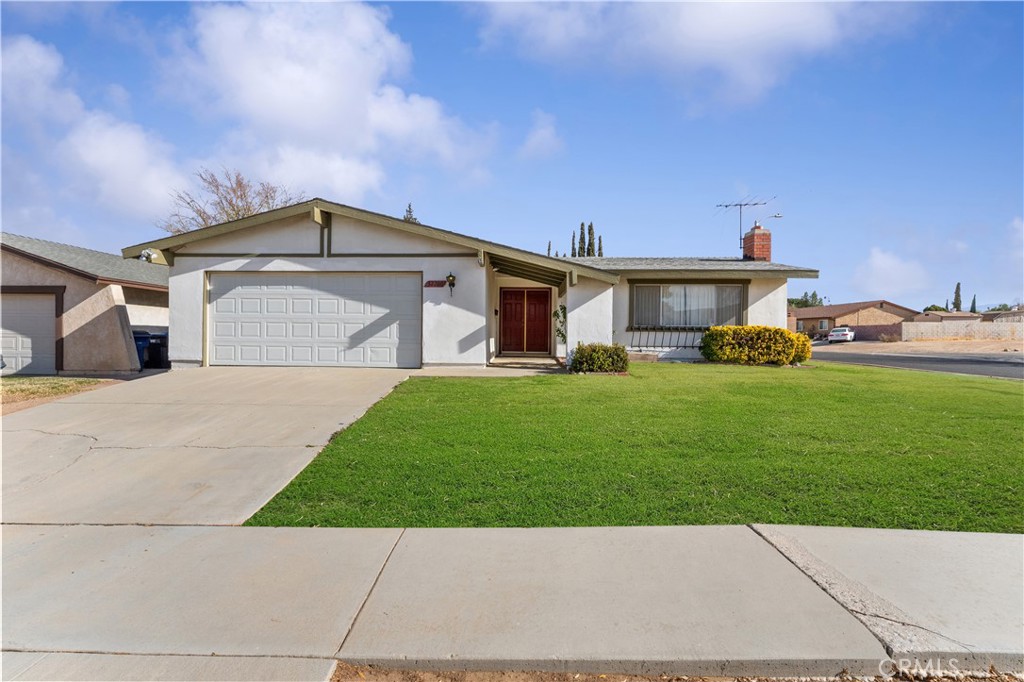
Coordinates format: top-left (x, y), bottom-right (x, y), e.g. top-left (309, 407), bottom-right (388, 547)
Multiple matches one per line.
top-left (1, 294), bottom-right (57, 375)
top-left (209, 274), bottom-right (421, 368)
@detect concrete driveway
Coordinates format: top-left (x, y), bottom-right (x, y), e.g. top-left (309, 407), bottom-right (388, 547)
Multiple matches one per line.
top-left (1, 367), bottom-right (410, 525)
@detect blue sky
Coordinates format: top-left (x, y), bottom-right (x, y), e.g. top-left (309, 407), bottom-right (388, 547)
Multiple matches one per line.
top-left (2, 2), bottom-right (1021, 309)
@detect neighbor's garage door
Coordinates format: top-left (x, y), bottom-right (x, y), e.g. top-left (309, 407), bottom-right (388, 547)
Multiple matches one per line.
top-left (0, 294), bottom-right (57, 375)
top-left (208, 273), bottom-right (421, 368)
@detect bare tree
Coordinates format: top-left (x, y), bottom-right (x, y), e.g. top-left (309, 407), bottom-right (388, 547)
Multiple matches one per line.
top-left (158, 168), bottom-right (305, 234)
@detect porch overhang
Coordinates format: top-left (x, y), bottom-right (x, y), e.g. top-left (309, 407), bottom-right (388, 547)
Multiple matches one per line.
top-left (488, 252), bottom-right (618, 297)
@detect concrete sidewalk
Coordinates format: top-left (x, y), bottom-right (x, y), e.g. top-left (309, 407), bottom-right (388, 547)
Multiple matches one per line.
top-left (4, 524), bottom-right (1021, 680)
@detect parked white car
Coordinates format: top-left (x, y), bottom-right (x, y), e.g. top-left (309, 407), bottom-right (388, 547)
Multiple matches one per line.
top-left (827, 327), bottom-right (855, 343)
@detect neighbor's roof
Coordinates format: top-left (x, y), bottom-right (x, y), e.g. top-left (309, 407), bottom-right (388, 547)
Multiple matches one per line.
top-left (574, 256), bottom-right (819, 279)
top-left (915, 310), bottom-right (983, 318)
top-left (789, 299), bottom-right (919, 319)
top-left (1, 232), bottom-right (168, 290)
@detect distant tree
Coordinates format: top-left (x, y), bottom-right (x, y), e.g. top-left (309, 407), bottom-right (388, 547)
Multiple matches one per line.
top-left (969, 294), bottom-right (977, 313)
top-left (586, 222), bottom-right (596, 256)
top-left (987, 303), bottom-right (1012, 312)
top-left (952, 283), bottom-right (962, 312)
top-left (578, 224), bottom-right (586, 258)
top-left (158, 167), bottom-right (304, 234)
top-left (554, 249), bottom-right (559, 257)
top-left (945, 299), bottom-right (950, 311)
top-left (571, 230), bottom-right (577, 258)
top-left (923, 304), bottom-right (947, 312)
top-left (598, 235), bottom-right (604, 257)
top-left (547, 240), bottom-right (551, 257)
top-left (787, 291), bottom-right (825, 308)
top-left (403, 203), bottom-right (420, 223)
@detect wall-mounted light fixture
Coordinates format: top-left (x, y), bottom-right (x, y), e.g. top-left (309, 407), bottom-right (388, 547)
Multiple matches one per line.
top-left (446, 272), bottom-right (457, 296)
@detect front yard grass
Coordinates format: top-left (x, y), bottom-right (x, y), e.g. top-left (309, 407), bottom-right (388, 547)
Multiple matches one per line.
top-left (0, 376), bottom-right (103, 403)
top-left (247, 363), bottom-right (1024, 533)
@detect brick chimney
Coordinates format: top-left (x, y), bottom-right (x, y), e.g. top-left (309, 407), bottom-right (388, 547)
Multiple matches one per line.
top-left (742, 222), bottom-right (772, 261)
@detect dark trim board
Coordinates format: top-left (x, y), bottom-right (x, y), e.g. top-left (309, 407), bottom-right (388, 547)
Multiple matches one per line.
top-left (0, 285), bottom-right (66, 372)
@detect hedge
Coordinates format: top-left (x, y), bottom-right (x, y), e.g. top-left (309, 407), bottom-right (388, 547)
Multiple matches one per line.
top-left (569, 342), bottom-right (629, 373)
top-left (700, 325), bottom-right (812, 366)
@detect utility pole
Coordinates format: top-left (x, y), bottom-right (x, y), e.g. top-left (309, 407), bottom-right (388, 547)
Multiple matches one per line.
top-left (716, 197), bottom-right (775, 254)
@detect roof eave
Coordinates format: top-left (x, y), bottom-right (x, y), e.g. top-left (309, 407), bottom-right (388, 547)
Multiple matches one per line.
top-left (122, 198), bottom-right (620, 285)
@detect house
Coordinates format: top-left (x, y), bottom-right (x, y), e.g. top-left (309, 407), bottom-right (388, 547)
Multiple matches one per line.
top-left (121, 200), bottom-right (817, 369)
top-left (980, 309), bottom-right (1024, 323)
top-left (789, 300), bottom-right (918, 339)
top-left (912, 310), bottom-right (983, 322)
top-left (1, 233), bottom-right (168, 375)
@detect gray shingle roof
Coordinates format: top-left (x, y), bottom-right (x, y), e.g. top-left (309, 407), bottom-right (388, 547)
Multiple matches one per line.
top-left (1, 232), bottom-right (168, 288)
top-left (572, 256), bottom-right (818, 275)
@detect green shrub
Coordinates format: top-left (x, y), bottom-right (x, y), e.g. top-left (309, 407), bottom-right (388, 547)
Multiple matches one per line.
top-left (700, 325), bottom-right (805, 366)
top-left (569, 342), bottom-right (629, 373)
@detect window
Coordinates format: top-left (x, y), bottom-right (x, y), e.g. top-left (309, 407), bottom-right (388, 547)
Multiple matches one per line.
top-left (632, 284), bottom-right (743, 328)
top-left (819, 319), bottom-right (828, 330)
top-left (796, 321), bottom-right (804, 332)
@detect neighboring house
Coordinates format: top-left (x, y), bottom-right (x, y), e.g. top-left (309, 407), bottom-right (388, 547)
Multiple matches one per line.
top-left (912, 310), bottom-right (983, 322)
top-left (1, 233), bottom-right (169, 375)
top-left (981, 310), bottom-right (1024, 323)
top-left (121, 200), bottom-right (817, 369)
top-left (789, 300), bottom-right (918, 339)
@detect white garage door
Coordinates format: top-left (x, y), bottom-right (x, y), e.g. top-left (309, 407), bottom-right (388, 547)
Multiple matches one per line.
top-left (209, 273), bottom-right (422, 368)
top-left (1, 294), bottom-right (57, 375)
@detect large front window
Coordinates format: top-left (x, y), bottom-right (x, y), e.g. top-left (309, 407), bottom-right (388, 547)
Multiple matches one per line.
top-left (632, 284), bottom-right (743, 328)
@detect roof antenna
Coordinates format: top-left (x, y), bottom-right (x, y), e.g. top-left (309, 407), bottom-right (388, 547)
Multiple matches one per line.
top-left (715, 196), bottom-right (775, 254)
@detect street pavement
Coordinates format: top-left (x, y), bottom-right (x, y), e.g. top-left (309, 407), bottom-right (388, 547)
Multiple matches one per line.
top-left (812, 347), bottom-right (1024, 379)
top-left (3, 368), bottom-right (1022, 681)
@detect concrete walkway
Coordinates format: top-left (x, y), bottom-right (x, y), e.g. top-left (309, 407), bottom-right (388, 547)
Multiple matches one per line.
top-left (3, 368), bottom-right (1022, 680)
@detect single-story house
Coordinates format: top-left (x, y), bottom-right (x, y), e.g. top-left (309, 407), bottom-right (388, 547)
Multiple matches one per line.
top-left (121, 200), bottom-right (817, 369)
top-left (789, 300), bottom-right (919, 339)
top-left (1, 232), bottom-right (169, 375)
top-left (980, 309), bottom-right (1024, 323)
top-left (912, 310), bottom-right (983, 323)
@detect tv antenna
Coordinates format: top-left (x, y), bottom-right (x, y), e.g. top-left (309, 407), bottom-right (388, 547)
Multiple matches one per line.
top-left (716, 196), bottom-right (776, 253)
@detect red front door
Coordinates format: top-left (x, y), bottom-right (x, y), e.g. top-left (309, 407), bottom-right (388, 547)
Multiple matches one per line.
top-left (500, 288), bottom-right (551, 354)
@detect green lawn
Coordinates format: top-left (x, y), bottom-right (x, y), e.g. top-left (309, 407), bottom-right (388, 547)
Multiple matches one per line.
top-left (246, 362), bottom-right (1024, 533)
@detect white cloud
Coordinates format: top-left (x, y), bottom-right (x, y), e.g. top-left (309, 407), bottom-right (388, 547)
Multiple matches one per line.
top-left (170, 2), bottom-right (493, 200)
top-left (853, 247), bottom-right (931, 299)
top-left (517, 110), bottom-right (565, 160)
top-left (478, 3), bottom-right (915, 104)
top-left (1, 35), bottom-right (186, 222)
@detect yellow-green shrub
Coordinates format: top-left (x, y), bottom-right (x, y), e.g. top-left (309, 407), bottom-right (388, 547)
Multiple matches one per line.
top-left (792, 333), bottom-right (812, 363)
top-left (700, 325), bottom-right (809, 366)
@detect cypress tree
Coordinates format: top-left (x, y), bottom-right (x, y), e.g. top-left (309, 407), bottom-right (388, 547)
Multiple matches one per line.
top-left (970, 294), bottom-right (977, 313)
top-left (547, 240), bottom-right (551, 257)
top-left (598, 235), bottom-right (604, 257)
top-left (578, 223), bottom-right (586, 258)
top-left (571, 230), bottom-right (577, 258)
top-left (953, 283), bottom-right (962, 312)
top-left (945, 299), bottom-right (950, 311)
top-left (586, 223), bottom-right (596, 256)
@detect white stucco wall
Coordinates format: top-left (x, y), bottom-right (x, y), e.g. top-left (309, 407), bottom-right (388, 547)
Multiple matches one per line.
top-left (167, 212), bottom-right (488, 368)
top-left (747, 278), bottom-right (788, 326)
top-left (176, 215), bottom-right (322, 255)
top-left (566, 277), bottom-right (613, 349)
top-left (331, 216), bottom-right (477, 255)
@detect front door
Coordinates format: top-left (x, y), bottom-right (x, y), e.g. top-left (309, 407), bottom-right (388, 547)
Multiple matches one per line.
top-left (500, 288), bottom-right (551, 354)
